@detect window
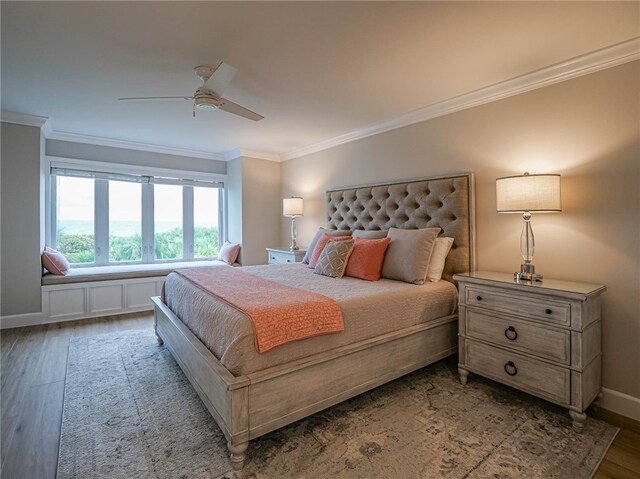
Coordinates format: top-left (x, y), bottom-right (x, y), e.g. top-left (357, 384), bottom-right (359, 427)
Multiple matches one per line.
top-left (194, 186), bottom-right (220, 258)
top-left (154, 184), bottom-right (183, 260)
top-left (55, 176), bottom-right (95, 264)
top-left (50, 165), bottom-right (224, 267)
top-left (109, 181), bottom-right (142, 262)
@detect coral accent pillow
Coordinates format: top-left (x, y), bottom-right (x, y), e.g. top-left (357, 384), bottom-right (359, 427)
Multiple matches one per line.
top-left (345, 237), bottom-right (391, 281)
top-left (302, 227), bottom-right (352, 264)
top-left (308, 234), bottom-right (352, 269)
top-left (41, 247), bottom-right (70, 275)
top-left (218, 241), bottom-right (241, 264)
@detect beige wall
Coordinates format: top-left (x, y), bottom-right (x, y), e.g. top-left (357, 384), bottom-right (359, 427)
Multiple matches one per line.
top-left (281, 61), bottom-right (640, 400)
top-left (227, 156), bottom-right (282, 266)
top-left (1, 122), bottom-right (44, 316)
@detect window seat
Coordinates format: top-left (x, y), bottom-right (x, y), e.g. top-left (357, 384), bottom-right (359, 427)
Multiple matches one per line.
top-left (42, 260), bottom-right (230, 286)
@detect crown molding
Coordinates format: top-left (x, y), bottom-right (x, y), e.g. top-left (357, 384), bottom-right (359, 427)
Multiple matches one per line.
top-left (40, 119), bottom-right (53, 137)
top-left (46, 130), bottom-right (227, 161)
top-left (224, 148), bottom-right (281, 162)
top-left (281, 36), bottom-right (640, 161)
top-left (1, 110), bottom-right (49, 128)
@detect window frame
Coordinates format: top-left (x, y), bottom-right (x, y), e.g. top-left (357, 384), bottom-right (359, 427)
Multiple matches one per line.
top-left (47, 157), bottom-right (226, 268)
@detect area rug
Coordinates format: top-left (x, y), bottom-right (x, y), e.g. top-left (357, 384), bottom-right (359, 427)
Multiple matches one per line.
top-left (57, 330), bottom-right (617, 479)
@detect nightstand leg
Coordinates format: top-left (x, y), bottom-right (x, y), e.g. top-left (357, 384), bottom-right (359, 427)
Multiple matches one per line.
top-left (458, 367), bottom-right (469, 385)
top-left (569, 410), bottom-right (587, 433)
top-left (591, 391), bottom-right (604, 413)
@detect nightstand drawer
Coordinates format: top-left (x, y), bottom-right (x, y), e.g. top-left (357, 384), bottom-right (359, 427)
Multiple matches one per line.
top-left (465, 340), bottom-right (570, 405)
top-left (465, 310), bottom-right (570, 364)
top-left (466, 286), bottom-right (571, 326)
top-left (268, 251), bottom-right (296, 264)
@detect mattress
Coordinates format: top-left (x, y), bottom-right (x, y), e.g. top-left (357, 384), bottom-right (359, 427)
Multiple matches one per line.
top-left (163, 263), bottom-right (458, 376)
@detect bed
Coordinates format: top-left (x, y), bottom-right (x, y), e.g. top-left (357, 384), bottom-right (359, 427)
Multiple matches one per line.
top-left (152, 173), bottom-right (476, 470)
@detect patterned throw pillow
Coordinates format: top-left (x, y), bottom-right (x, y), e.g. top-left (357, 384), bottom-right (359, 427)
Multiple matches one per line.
top-left (314, 239), bottom-right (355, 278)
top-left (302, 228), bottom-right (352, 264)
top-left (307, 234), bottom-right (352, 269)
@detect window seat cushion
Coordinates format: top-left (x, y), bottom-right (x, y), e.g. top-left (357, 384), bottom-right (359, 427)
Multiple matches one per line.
top-left (41, 260), bottom-right (232, 286)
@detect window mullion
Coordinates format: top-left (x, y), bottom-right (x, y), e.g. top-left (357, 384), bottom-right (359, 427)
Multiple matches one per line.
top-left (183, 186), bottom-right (194, 260)
top-left (142, 183), bottom-right (154, 263)
top-left (94, 179), bottom-right (109, 265)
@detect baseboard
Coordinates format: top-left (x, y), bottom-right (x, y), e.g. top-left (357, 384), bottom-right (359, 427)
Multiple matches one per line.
top-left (601, 387), bottom-right (640, 422)
top-left (0, 305), bottom-right (154, 330)
top-left (0, 311), bottom-right (44, 329)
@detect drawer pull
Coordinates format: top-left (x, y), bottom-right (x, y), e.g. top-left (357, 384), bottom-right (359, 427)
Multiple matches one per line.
top-left (476, 295), bottom-right (482, 301)
top-left (545, 308), bottom-right (552, 315)
top-left (504, 361), bottom-right (518, 376)
top-left (504, 326), bottom-right (518, 341)
top-left (271, 256), bottom-right (276, 260)
top-left (287, 259), bottom-right (292, 263)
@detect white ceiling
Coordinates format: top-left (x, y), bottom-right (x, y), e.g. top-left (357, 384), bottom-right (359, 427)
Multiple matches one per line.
top-left (2, 2), bottom-right (639, 159)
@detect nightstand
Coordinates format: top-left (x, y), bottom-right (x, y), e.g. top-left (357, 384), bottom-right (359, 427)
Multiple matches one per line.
top-left (454, 271), bottom-right (606, 432)
top-left (266, 247), bottom-right (306, 264)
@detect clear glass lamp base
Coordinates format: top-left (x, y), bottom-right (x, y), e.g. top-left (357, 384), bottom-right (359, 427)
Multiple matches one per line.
top-left (289, 216), bottom-right (299, 250)
top-left (516, 213), bottom-right (543, 282)
top-left (514, 262), bottom-right (543, 282)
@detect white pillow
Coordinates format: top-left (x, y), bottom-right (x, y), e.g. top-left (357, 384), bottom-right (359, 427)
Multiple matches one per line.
top-left (426, 237), bottom-right (454, 282)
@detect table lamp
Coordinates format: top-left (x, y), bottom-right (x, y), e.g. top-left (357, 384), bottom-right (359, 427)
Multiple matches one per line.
top-left (496, 172), bottom-right (561, 282)
top-left (283, 197), bottom-right (304, 251)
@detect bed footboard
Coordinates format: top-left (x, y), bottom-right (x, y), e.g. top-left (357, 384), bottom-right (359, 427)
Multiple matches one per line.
top-left (153, 296), bottom-right (457, 470)
top-left (153, 297), bottom-right (251, 468)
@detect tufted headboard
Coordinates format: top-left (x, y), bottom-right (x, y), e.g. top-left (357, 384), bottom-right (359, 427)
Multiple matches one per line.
top-left (326, 173), bottom-right (475, 284)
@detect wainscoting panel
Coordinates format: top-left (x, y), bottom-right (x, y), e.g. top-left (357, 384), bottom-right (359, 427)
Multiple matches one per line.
top-left (49, 288), bottom-right (85, 319)
top-left (126, 281), bottom-right (160, 309)
top-left (89, 284), bottom-right (125, 314)
top-left (41, 277), bottom-right (166, 324)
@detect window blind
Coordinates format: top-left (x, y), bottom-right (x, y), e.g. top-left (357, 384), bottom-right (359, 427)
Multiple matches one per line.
top-left (51, 167), bottom-right (224, 188)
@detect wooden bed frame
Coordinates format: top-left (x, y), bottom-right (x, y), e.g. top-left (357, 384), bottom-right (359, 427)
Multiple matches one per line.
top-left (153, 173), bottom-right (475, 470)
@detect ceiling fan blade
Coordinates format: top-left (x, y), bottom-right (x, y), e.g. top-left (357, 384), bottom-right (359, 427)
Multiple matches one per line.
top-left (117, 96), bottom-right (194, 101)
top-left (205, 62), bottom-right (237, 97)
top-left (218, 98), bottom-right (264, 121)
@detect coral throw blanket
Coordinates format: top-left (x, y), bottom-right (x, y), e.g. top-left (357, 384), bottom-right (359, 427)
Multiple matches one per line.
top-left (174, 266), bottom-right (344, 353)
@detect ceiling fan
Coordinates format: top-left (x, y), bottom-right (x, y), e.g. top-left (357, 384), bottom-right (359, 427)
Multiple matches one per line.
top-left (118, 63), bottom-right (264, 121)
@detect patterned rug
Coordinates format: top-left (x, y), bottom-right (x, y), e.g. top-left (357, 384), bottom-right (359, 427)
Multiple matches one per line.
top-left (57, 330), bottom-right (617, 479)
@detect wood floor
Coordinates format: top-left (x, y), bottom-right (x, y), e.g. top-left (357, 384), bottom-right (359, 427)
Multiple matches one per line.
top-left (1, 313), bottom-right (639, 479)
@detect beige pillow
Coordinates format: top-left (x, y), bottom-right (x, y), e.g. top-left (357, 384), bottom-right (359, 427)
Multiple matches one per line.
top-left (314, 239), bottom-right (355, 278)
top-left (381, 227), bottom-right (441, 284)
top-left (302, 227), bottom-right (352, 264)
top-left (351, 229), bottom-right (388, 240)
top-left (426, 237), bottom-right (454, 282)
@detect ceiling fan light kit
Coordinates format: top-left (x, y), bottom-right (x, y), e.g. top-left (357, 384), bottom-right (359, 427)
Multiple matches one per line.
top-left (194, 92), bottom-right (220, 111)
top-left (118, 63), bottom-right (263, 121)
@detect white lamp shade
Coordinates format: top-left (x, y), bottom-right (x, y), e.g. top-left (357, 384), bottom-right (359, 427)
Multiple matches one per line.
top-left (496, 174), bottom-right (561, 213)
top-left (283, 197), bottom-right (304, 216)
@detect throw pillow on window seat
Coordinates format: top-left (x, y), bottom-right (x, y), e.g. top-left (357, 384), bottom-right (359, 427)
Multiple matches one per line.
top-left (218, 241), bottom-right (241, 264)
top-left (42, 247), bottom-right (71, 275)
